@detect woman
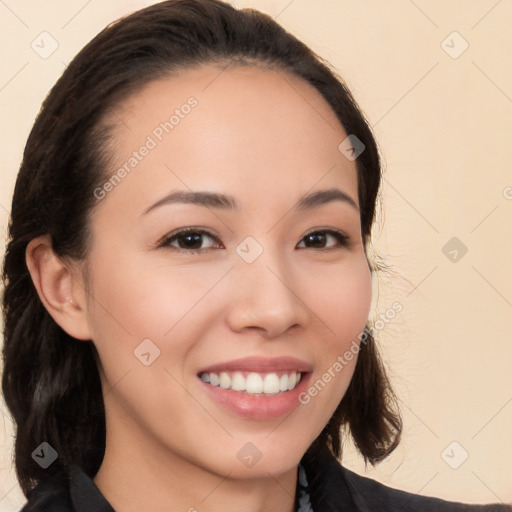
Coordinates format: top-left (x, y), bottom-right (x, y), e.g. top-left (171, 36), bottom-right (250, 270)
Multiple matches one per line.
top-left (1, 1), bottom-right (510, 510)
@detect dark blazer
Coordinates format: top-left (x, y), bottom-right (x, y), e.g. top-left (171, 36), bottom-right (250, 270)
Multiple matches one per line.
top-left (21, 446), bottom-right (511, 511)
top-left (301, 445), bottom-right (511, 512)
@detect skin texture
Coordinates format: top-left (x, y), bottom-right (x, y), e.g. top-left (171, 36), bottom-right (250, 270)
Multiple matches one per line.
top-left (26, 64), bottom-right (372, 512)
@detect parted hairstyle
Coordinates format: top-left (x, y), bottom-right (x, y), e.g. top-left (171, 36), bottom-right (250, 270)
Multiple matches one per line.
top-left (1, 0), bottom-right (402, 496)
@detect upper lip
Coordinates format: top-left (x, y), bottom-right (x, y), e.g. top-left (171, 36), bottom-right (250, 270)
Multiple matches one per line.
top-left (197, 356), bottom-right (313, 374)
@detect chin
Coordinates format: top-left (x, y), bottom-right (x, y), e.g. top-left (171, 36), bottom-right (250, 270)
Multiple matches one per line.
top-left (203, 432), bottom-right (314, 479)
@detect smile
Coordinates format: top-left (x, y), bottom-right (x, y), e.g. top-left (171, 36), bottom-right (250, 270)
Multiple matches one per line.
top-left (199, 371), bottom-right (303, 395)
top-left (197, 357), bottom-right (312, 419)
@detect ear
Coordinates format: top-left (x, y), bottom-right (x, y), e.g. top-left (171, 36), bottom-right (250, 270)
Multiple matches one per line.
top-left (25, 234), bottom-right (92, 341)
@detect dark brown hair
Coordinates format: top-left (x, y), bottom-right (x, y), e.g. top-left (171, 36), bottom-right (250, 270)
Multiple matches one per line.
top-left (2, 0), bottom-right (401, 496)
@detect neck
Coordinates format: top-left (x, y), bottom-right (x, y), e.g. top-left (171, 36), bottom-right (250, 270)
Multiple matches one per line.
top-left (93, 421), bottom-right (298, 512)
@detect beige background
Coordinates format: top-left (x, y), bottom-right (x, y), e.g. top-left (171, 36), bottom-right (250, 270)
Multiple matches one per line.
top-left (1, 0), bottom-right (511, 509)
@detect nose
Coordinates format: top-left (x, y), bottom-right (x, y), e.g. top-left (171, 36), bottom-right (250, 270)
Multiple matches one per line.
top-left (224, 251), bottom-right (310, 339)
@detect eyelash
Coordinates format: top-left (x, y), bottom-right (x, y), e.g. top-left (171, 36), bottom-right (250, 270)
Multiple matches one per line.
top-left (157, 227), bottom-right (351, 254)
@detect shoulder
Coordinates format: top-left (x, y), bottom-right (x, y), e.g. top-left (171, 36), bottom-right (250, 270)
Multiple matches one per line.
top-left (301, 444), bottom-right (511, 512)
top-left (341, 465), bottom-right (510, 512)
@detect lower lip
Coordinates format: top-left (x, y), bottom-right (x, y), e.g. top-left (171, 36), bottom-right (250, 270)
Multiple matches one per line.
top-left (199, 373), bottom-right (311, 420)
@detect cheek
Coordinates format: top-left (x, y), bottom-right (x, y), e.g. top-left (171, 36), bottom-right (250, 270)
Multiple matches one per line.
top-left (84, 250), bottom-right (230, 377)
top-left (83, 252), bottom-right (230, 438)
top-left (87, 250), bottom-right (222, 333)
top-left (305, 255), bottom-right (372, 345)
top-left (294, 255), bottom-right (372, 420)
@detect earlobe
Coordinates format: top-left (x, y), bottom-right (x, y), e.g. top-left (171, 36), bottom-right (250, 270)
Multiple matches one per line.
top-left (25, 235), bottom-right (92, 341)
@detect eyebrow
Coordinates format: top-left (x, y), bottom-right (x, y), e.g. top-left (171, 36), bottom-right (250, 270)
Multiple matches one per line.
top-left (141, 187), bottom-right (359, 215)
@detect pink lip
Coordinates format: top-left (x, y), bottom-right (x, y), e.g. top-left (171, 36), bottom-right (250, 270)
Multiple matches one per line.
top-left (197, 357), bottom-right (313, 420)
top-left (197, 356), bottom-right (313, 374)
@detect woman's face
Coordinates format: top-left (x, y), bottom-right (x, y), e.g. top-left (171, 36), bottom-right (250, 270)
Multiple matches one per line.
top-left (82, 64), bottom-right (372, 478)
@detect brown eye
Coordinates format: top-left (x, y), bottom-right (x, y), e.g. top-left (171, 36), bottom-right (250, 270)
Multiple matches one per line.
top-left (297, 229), bottom-right (350, 250)
top-left (159, 228), bottom-right (223, 253)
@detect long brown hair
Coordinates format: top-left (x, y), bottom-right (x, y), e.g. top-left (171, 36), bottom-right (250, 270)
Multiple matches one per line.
top-left (2, 0), bottom-right (401, 495)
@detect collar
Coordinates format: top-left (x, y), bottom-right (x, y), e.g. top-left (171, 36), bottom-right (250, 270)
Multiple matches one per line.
top-left (300, 443), bottom-right (363, 512)
top-left (69, 466), bottom-right (114, 512)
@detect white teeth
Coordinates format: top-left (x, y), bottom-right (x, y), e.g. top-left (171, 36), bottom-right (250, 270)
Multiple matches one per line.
top-left (287, 372), bottom-right (297, 391)
top-left (246, 373), bottom-right (263, 394)
top-left (219, 372), bottom-right (231, 389)
top-left (263, 373), bottom-right (280, 394)
top-left (279, 374), bottom-right (289, 391)
top-left (231, 372), bottom-right (245, 391)
top-left (200, 371), bottom-right (302, 395)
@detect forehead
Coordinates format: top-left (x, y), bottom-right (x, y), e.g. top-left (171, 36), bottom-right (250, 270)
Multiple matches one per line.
top-left (95, 63), bottom-right (359, 219)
